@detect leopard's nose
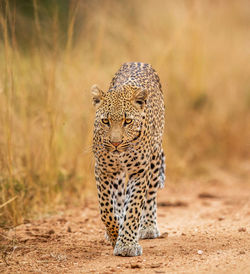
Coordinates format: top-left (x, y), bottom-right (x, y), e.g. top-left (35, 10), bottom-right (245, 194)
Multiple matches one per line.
top-left (111, 141), bottom-right (122, 147)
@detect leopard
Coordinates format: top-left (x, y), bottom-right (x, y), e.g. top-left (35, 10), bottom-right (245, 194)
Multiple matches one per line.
top-left (91, 62), bottom-right (165, 257)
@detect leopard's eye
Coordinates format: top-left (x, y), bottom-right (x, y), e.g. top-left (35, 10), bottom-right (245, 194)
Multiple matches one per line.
top-left (101, 118), bottom-right (109, 125)
top-left (124, 118), bottom-right (133, 125)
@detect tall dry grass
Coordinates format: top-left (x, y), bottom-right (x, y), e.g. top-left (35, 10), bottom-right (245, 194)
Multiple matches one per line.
top-left (0, 0), bottom-right (250, 226)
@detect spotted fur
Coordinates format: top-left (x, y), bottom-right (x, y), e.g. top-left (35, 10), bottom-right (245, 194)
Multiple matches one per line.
top-left (92, 62), bottom-right (165, 256)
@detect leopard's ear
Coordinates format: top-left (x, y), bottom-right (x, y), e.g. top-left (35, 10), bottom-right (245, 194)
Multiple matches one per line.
top-left (91, 84), bottom-right (104, 107)
top-left (133, 89), bottom-right (148, 110)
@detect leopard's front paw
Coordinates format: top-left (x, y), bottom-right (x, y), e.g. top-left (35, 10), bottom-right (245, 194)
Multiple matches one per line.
top-left (139, 226), bottom-right (160, 239)
top-left (113, 242), bottom-right (142, 257)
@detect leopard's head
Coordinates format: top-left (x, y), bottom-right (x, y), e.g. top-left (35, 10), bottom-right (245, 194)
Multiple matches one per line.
top-left (92, 84), bottom-right (148, 154)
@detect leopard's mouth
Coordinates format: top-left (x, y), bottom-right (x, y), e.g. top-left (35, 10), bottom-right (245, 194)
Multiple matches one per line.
top-left (104, 144), bottom-right (126, 154)
top-left (112, 145), bottom-right (129, 154)
top-left (113, 131), bottom-right (141, 153)
top-left (103, 131), bottom-right (141, 153)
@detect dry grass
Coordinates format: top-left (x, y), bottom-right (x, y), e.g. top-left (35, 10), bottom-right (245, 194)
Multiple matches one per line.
top-left (0, 0), bottom-right (249, 226)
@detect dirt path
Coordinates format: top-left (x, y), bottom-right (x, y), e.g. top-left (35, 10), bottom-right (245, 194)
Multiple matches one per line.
top-left (1, 178), bottom-right (250, 273)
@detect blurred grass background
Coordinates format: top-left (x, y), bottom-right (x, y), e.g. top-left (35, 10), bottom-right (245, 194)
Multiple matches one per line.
top-left (0, 0), bottom-right (249, 226)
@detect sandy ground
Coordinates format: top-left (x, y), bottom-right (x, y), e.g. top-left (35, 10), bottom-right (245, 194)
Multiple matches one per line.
top-left (1, 177), bottom-right (250, 273)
